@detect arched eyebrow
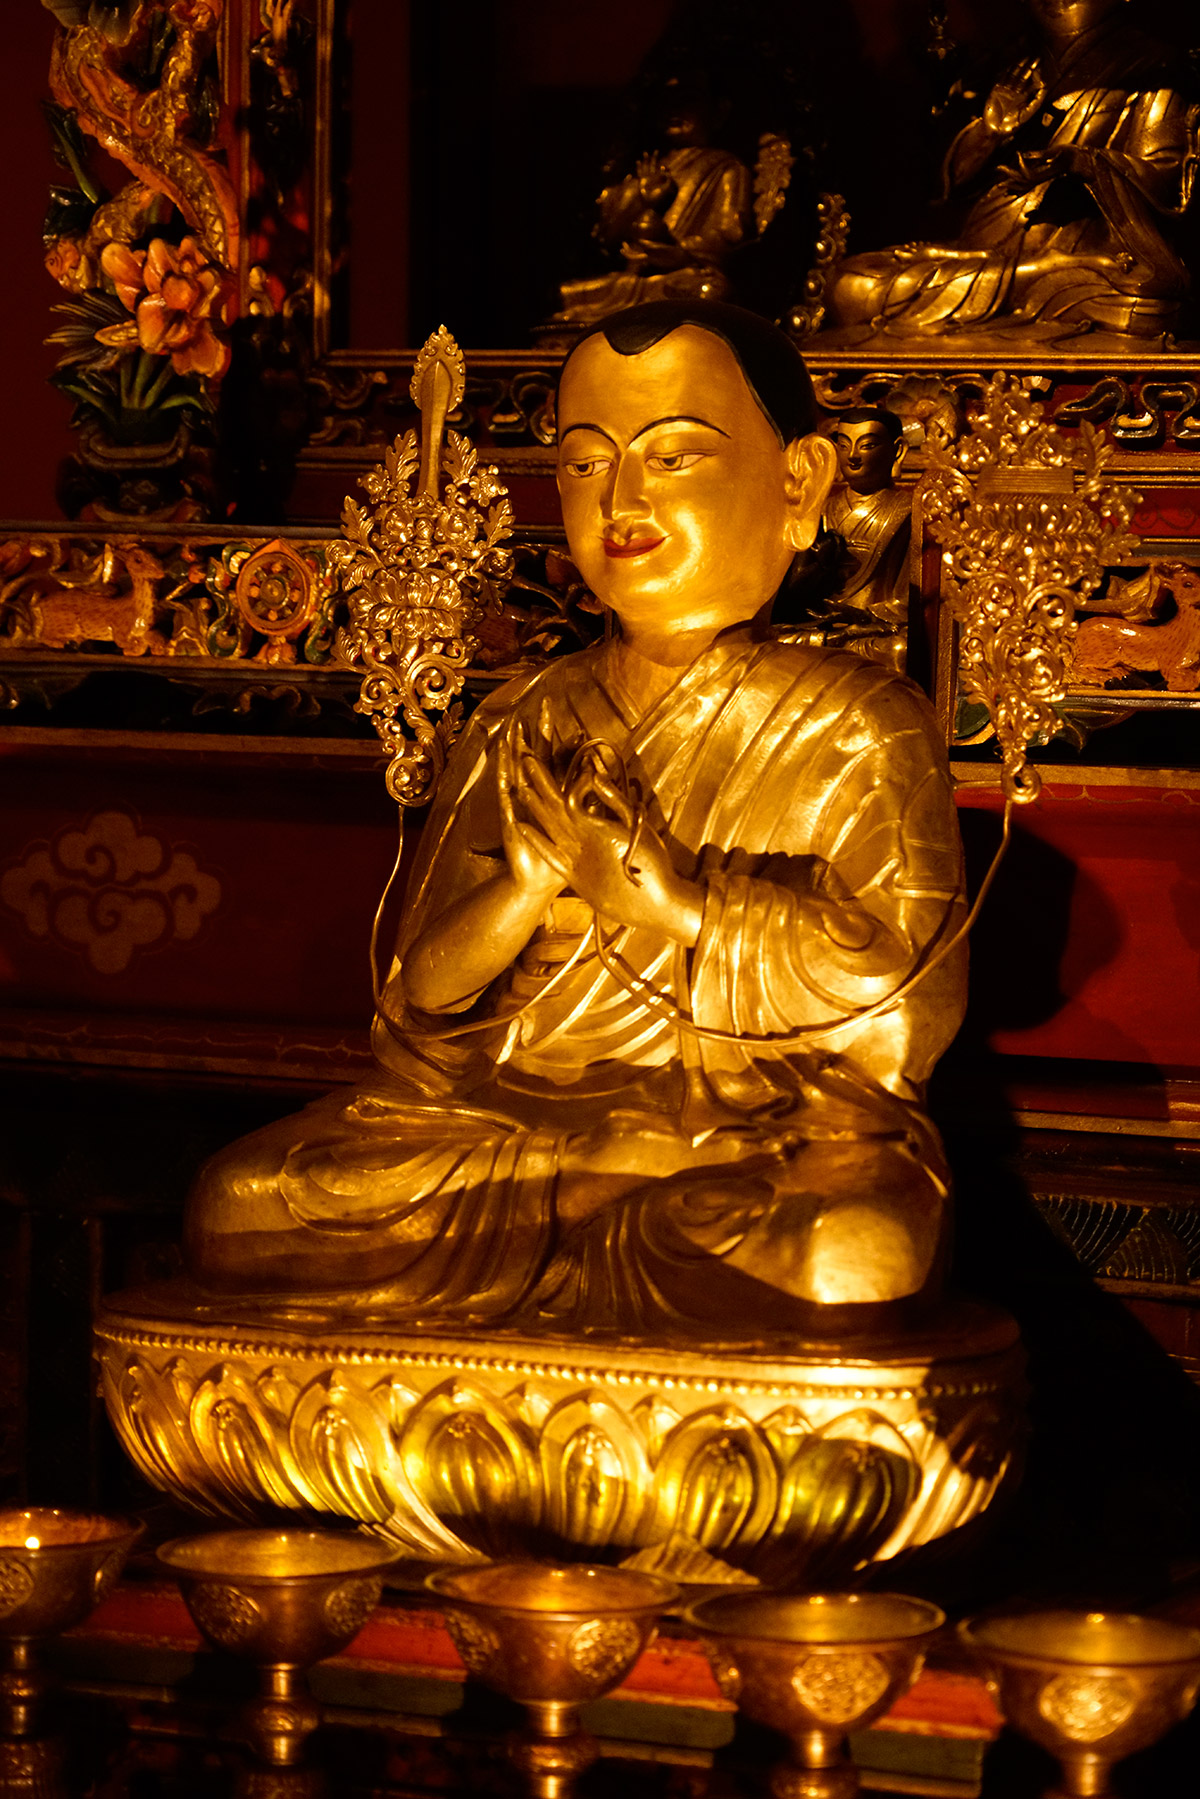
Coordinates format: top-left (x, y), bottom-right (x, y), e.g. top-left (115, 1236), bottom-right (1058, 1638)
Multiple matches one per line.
top-left (559, 422), bottom-right (617, 447)
top-left (559, 414), bottom-right (731, 449)
top-left (631, 414), bottom-right (730, 444)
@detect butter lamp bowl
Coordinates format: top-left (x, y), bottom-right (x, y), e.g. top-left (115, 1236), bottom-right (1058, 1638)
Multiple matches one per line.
top-left (0, 1508), bottom-right (143, 1736)
top-left (158, 1529), bottom-right (398, 1765)
top-left (960, 1609), bottom-right (1200, 1798)
top-left (0, 1508), bottom-right (141, 1642)
top-left (684, 1590), bottom-right (945, 1799)
top-left (427, 1561), bottom-right (677, 1797)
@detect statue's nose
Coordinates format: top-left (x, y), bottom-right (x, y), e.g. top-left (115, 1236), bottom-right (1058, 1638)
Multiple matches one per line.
top-left (604, 451), bottom-right (653, 524)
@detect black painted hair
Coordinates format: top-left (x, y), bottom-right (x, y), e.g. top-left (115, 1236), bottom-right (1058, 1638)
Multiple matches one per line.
top-left (558, 300), bottom-right (818, 447)
top-left (829, 405), bottom-right (904, 444)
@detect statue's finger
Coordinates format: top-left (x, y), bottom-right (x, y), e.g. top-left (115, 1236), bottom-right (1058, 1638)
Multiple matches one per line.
top-left (495, 731), bottom-right (519, 815)
top-left (577, 768), bottom-right (636, 831)
top-left (520, 757), bottom-right (583, 846)
top-left (522, 782), bottom-right (582, 856)
top-left (515, 818), bottom-right (571, 880)
top-left (520, 752), bottom-right (571, 813)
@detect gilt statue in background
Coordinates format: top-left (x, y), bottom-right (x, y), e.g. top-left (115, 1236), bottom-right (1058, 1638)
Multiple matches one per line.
top-left (185, 302), bottom-right (967, 1340)
top-left (828, 0), bottom-right (1199, 344)
top-left (547, 70), bottom-right (792, 335)
top-left (786, 408), bottom-right (912, 674)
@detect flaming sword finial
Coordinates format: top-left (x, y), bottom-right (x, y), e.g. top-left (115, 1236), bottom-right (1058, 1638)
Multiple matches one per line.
top-left (410, 324), bottom-right (466, 499)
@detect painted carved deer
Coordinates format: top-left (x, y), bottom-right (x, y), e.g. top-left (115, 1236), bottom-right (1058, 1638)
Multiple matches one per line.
top-left (1073, 562), bottom-right (1200, 692)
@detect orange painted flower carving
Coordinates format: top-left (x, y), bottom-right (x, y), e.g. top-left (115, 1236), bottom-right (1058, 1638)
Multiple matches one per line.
top-left (97, 236), bottom-right (235, 378)
top-left (44, 236), bottom-right (97, 295)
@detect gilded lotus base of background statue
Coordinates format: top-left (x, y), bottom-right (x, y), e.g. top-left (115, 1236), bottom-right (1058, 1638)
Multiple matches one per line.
top-left (96, 1287), bottom-right (1022, 1586)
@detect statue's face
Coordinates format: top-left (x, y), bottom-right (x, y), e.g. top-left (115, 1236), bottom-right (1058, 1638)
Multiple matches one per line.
top-left (557, 325), bottom-right (833, 639)
top-left (831, 419), bottom-right (901, 496)
top-left (1027, 0), bottom-right (1122, 35)
top-left (658, 75), bottom-right (714, 147)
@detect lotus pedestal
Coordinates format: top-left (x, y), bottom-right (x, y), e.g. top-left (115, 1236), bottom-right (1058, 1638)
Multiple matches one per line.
top-left (96, 1284), bottom-right (1022, 1586)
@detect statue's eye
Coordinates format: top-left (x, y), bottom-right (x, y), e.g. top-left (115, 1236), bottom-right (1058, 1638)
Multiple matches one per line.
top-left (563, 457), bottom-right (610, 478)
top-left (647, 451), bottom-right (704, 472)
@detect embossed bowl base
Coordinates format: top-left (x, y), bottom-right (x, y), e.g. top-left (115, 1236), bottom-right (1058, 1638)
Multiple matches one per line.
top-left (685, 1590), bottom-right (946, 1799)
top-left (960, 1610), bottom-right (1200, 1799)
top-left (0, 1510), bottom-right (143, 1738)
top-left (158, 1529), bottom-right (399, 1768)
top-left (0, 1732), bottom-right (66, 1799)
top-left (232, 1764), bottom-right (325, 1799)
top-left (427, 1562), bottom-right (677, 1799)
top-left (508, 1724), bottom-right (598, 1799)
top-left (770, 1761), bottom-right (858, 1799)
top-left (98, 1286), bottom-right (1023, 1586)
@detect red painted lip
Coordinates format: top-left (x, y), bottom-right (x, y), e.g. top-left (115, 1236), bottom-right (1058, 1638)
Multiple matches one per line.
top-left (603, 536), bottom-right (665, 560)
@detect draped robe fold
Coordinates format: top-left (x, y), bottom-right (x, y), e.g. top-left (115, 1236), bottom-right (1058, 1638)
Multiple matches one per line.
top-left (187, 633), bottom-right (967, 1333)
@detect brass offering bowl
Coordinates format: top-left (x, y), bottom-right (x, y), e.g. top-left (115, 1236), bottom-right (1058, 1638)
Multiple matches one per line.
top-left (960, 1608), bottom-right (1200, 1797)
top-left (158, 1529), bottom-right (398, 1767)
top-left (685, 1589), bottom-right (945, 1799)
top-left (0, 1507), bottom-right (142, 1738)
top-left (428, 1561), bottom-right (677, 1798)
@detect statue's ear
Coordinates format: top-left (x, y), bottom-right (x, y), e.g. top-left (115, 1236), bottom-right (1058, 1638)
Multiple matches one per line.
top-left (783, 433), bottom-right (839, 551)
top-left (891, 436), bottom-right (909, 479)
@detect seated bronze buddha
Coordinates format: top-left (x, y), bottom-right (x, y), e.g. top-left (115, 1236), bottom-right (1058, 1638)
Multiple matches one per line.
top-left (185, 302), bottom-right (967, 1341)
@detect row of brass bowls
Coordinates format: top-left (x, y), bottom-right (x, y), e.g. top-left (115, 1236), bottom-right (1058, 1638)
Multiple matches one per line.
top-left (961, 1609), bottom-right (1200, 1798)
top-left (4, 1513), bottom-right (1200, 1799)
top-left (682, 1596), bottom-right (1200, 1799)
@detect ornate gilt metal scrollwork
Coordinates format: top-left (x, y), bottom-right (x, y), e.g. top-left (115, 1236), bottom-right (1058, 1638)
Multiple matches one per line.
top-left (330, 326), bottom-right (515, 806)
top-left (919, 375), bottom-right (1140, 801)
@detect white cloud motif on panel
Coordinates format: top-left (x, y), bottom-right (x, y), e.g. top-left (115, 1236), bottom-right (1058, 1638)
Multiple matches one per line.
top-left (1, 808), bottom-right (221, 974)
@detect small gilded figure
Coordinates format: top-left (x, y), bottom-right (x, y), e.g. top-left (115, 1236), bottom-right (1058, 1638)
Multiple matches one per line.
top-left (186, 302), bottom-right (967, 1338)
top-left (828, 0), bottom-right (1199, 343)
top-left (814, 407), bottom-right (912, 671)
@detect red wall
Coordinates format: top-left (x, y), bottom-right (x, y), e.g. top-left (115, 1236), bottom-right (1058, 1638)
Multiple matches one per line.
top-left (958, 781), bottom-right (1200, 1073)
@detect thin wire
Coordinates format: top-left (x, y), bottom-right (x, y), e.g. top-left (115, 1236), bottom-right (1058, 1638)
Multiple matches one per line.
top-left (370, 814), bottom-right (407, 1015)
top-left (374, 796), bottom-right (1014, 1051)
top-left (590, 798), bottom-right (1013, 1046)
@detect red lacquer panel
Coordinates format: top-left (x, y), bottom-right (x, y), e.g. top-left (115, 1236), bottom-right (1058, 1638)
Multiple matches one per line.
top-left (957, 780), bottom-right (1200, 1070)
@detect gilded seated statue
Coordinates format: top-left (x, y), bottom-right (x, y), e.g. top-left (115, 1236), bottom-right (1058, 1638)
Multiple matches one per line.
top-left (548, 71), bottom-right (756, 331)
top-left (783, 407), bottom-right (912, 675)
top-left (823, 409), bottom-right (911, 627)
top-left (828, 0), bottom-right (1198, 343)
top-left (185, 301), bottom-right (968, 1340)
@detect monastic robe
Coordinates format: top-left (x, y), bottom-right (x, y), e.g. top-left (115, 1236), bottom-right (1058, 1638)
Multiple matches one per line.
top-left (191, 632), bottom-right (967, 1334)
top-left (823, 486), bottom-right (912, 626)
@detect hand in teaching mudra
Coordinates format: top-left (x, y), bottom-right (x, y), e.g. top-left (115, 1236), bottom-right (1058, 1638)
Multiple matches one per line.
top-left (499, 724), bottom-right (703, 948)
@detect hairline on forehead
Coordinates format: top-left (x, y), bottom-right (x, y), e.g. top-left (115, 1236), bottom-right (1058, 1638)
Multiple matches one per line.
top-left (557, 339), bottom-right (774, 448)
top-left (556, 300), bottom-right (817, 448)
top-left (831, 407), bottom-right (904, 446)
